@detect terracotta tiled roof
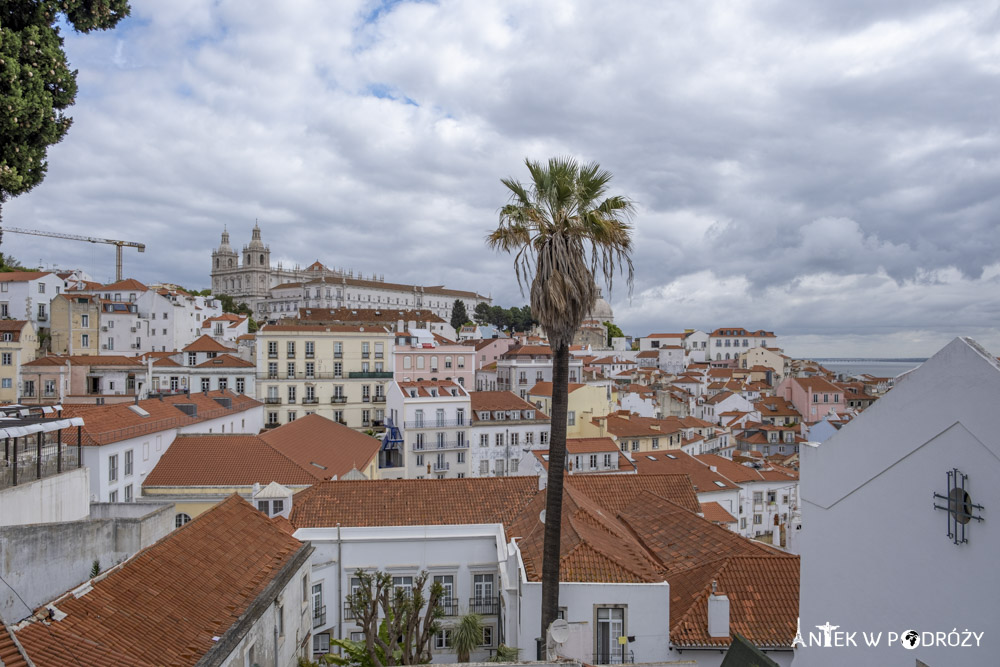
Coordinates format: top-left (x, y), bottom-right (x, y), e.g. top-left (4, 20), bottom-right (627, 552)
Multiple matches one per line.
top-left (56, 391), bottom-right (262, 446)
top-left (599, 412), bottom-right (682, 438)
top-left (667, 554), bottom-right (799, 648)
top-left (634, 451), bottom-right (740, 493)
top-left (502, 344), bottom-right (552, 357)
top-left (194, 353), bottom-right (254, 368)
top-left (645, 333), bottom-right (686, 338)
top-left (508, 485), bottom-right (666, 584)
top-left (289, 477), bottom-right (541, 529)
top-left (99, 278), bottom-right (148, 292)
top-left (258, 413), bottom-right (381, 480)
top-left (700, 501), bottom-right (737, 524)
top-left (565, 437), bottom-right (620, 453)
top-left (181, 335), bottom-right (236, 353)
top-left (566, 473), bottom-right (702, 514)
top-left (153, 357), bottom-right (182, 367)
top-left (0, 624), bottom-right (28, 667)
top-left (526, 381), bottom-right (585, 397)
top-left (0, 320), bottom-right (29, 341)
top-left (636, 350), bottom-right (660, 358)
top-left (260, 324), bottom-right (372, 333)
top-left (15, 496), bottom-right (307, 666)
top-left (24, 355), bottom-right (143, 368)
top-left (470, 391), bottom-right (547, 417)
top-left (397, 379), bottom-right (466, 398)
top-left (142, 434), bottom-right (318, 487)
top-left (0, 271), bottom-right (50, 282)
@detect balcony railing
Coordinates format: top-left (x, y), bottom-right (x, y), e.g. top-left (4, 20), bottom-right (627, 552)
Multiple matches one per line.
top-left (264, 422), bottom-right (280, 429)
top-left (331, 396), bottom-right (347, 403)
top-left (313, 605), bottom-right (327, 628)
top-left (438, 597), bottom-right (458, 616)
top-left (593, 650), bottom-right (634, 665)
top-left (348, 371), bottom-right (393, 379)
top-left (372, 396), bottom-right (386, 403)
top-left (343, 602), bottom-right (356, 620)
top-left (433, 461), bottom-right (450, 472)
top-left (469, 597), bottom-right (498, 615)
top-left (264, 397), bottom-right (282, 405)
top-left (404, 419), bottom-right (466, 429)
top-left (303, 397), bottom-right (319, 404)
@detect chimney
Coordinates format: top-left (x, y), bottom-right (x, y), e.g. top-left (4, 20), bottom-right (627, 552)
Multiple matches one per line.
top-left (707, 582), bottom-right (730, 638)
top-left (408, 320), bottom-right (417, 332)
top-left (397, 319), bottom-right (404, 332)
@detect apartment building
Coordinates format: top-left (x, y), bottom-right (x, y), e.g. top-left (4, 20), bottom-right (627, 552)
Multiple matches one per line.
top-left (0, 321), bottom-right (37, 403)
top-left (0, 271), bottom-right (64, 334)
top-left (255, 323), bottom-right (394, 430)
top-left (147, 337), bottom-right (256, 397)
top-left (469, 391), bottom-right (550, 478)
top-left (19, 354), bottom-right (147, 405)
top-left (381, 380), bottom-right (470, 479)
top-left (708, 327), bottom-right (778, 362)
top-left (495, 344), bottom-right (583, 399)
top-left (393, 328), bottom-right (475, 388)
top-left (49, 293), bottom-right (100, 355)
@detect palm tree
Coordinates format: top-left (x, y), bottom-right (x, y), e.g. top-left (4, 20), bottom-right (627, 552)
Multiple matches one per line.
top-left (452, 612), bottom-right (484, 662)
top-left (487, 157), bottom-right (634, 644)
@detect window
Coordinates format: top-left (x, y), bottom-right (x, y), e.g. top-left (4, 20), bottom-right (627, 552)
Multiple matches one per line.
top-left (434, 574), bottom-right (454, 607)
top-left (175, 513), bottom-right (191, 528)
top-left (38, 282), bottom-right (45, 294)
top-left (434, 629), bottom-right (453, 649)
top-left (334, 362), bottom-right (343, 378)
top-left (0, 353), bottom-right (10, 366)
top-left (603, 453), bottom-right (613, 468)
top-left (288, 386), bottom-right (297, 403)
top-left (457, 451), bottom-right (465, 463)
top-left (334, 342), bottom-right (343, 358)
top-left (236, 377), bottom-right (245, 393)
top-left (596, 607), bottom-right (625, 665)
top-left (416, 454), bottom-right (424, 466)
top-left (1, 379), bottom-right (10, 389)
top-left (305, 362), bottom-right (315, 378)
top-left (305, 341), bottom-right (315, 358)
top-left (287, 362), bottom-right (296, 378)
top-left (81, 314), bottom-right (89, 328)
top-left (0, 303), bottom-right (6, 317)
top-left (479, 433), bottom-right (488, 447)
top-left (268, 341), bottom-right (278, 357)
top-left (287, 411), bottom-right (297, 422)
top-left (479, 460), bottom-right (489, 475)
top-left (473, 573), bottom-right (494, 600)
top-left (188, 352), bottom-right (197, 366)
top-left (481, 626), bottom-right (493, 647)
top-left (287, 341), bottom-right (296, 357)
top-left (495, 433), bottom-right (504, 447)
top-left (375, 342), bottom-right (384, 358)
top-left (201, 377), bottom-right (211, 392)
top-left (124, 484), bottom-right (133, 502)
top-left (568, 411), bottom-right (575, 426)
top-left (540, 431), bottom-right (548, 445)
top-left (109, 490), bottom-right (118, 502)
top-left (631, 440), bottom-right (639, 452)
top-left (651, 437), bottom-right (659, 449)
top-left (218, 377), bottom-right (228, 390)
top-left (589, 454), bottom-right (598, 469)
top-left (393, 576), bottom-right (414, 595)
top-left (754, 514), bottom-right (762, 524)
top-left (81, 333), bottom-right (90, 348)
top-left (313, 633), bottom-right (330, 655)
top-left (124, 450), bottom-right (133, 476)
top-left (276, 603), bottom-right (284, 637)
top-left (362, 342), bottom-right (370, 358)
top-left (108, 454), bottom-right (118, 482)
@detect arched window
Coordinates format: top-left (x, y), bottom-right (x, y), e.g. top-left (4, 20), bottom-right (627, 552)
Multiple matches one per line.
top-left (215, 258), bottom-right (219, 268)
top-left (228, 258), bottom-right (233, 268)
top-left (246, 254), bottom-right (251, 264)
top-left (716, 353), bottom-right (721, 361)
top-left (260, 253), bottom-right (265, 264)
top-left (175, 513), bottom-right (192, 528)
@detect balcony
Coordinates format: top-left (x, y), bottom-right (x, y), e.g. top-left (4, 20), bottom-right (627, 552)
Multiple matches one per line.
top-left (593, 651), bottom-right (634, 665)
top-left (348, 371), bottom-right (393, 379)
top-left (264, 422), bottom-right (280, 429)
top-left (268, 352), bottom-right (278, 359)
top-left (362, 396), bottom-right (370, 403)
top-left (468, 597), bottom-right (498, 615)
top-left (434, 440), bottom-right (468, 450)
top-left (373, 395), bottom-right (386, 403)
top-left (404, 419), bottom-right (465, 429)
top-left (313, 605), bottom-right (327, 628)
top-left (343, 602), bottom-right (356, 620)
top-left (334, 352), bottom-right (343, 359)
top-left (438, 597), bottom-right (457, 616)
top-left (433, 461), bottom-right (450, 472)
top-left (303, 397), bottom-right (319, 405)
top-left (331, 396), bottom-right (347, 404)
top-left (264, 397), bottom-right (282, 405)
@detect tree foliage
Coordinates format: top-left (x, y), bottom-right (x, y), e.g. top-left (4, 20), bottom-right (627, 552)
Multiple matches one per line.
top-left (471, 303), bottom-right (534, 332)
top-left (449, 298), bottom-right (469, 331)
top-left (603, 321), bottom-right (623, 346)
top-left (343, 569), bottom-right (444, 667)
top-left (452, 613), bottom-right (482, 663)
top-left (488, 157), bottom-right (634, 640)
top-left (0, 0), bottom-right (131, 237)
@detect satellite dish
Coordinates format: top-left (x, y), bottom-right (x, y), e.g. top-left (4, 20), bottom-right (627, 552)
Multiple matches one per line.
top-left (549, 619), bottom-right (570, 644)
top-left (539, 509), bottom-right (546, 524)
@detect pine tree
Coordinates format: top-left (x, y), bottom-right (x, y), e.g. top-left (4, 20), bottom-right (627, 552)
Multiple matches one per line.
top-left (450, 298), bottom-right (469, 331)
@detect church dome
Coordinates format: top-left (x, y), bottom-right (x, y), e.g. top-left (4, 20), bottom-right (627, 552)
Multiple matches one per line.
top-left (217, 228), bottom-right (234, 254)
top-left (247, 222), bottom-right (265, 250)
top-left (588, 289), bottom-right (614, 322)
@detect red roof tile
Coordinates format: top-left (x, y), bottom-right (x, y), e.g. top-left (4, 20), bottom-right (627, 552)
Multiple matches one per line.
top-left (15, 496), bottom-right (307, 666)
top-left (182, 335), bottom-right (236, 353)
top-left (142, 434), bottom-right (318, 486)
top-left (258, 413), bottom-right (381, 480)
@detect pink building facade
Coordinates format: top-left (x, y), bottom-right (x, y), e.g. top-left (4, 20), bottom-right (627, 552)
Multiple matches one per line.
top-left (775, 376), bottom-right (845, 422)
top-left (393, 331), bottom-right (475, 389)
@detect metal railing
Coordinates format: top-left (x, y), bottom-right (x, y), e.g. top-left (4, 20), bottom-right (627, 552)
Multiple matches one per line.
top-left (469, 597), bottom-right (498, 615)
top-left (303, 397), bottom-right (319, 404)
top-left (404, 419), bottom-right (466, 429)
top-left (348, 371), bottom-right (393, 379)
top-left (593, 650), bottom-right (634, 665)
top-left (1, 435), bottom-right (81, 490)
top-left (433, 461), bottom-right (450, 472)
top-left (313, 605), bottom-right (327, 628)
top-left (343, 602), bottom-right (356, 620)
top-left (264, 397), bottom-right (281, 404)
top-left (438, 597), bottom-right (458, 616)
top-left (331, 396), bottom-right (348, 403)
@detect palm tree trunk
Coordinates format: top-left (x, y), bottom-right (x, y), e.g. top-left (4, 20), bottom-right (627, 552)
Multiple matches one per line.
top-left (540, 340), bottom-right (569, 643)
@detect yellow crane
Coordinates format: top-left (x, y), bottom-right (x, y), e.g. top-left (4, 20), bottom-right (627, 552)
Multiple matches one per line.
top-left (1, 226), bottom-right (145, 282)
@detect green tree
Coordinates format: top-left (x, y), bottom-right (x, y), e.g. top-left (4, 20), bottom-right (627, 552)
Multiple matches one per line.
top-left (450, 298), bottom-right (469, 331)
top-left (488, 157), bottom-right (633, 641)
top-left (473, 302), bottom-right (491, 325)
top-left (452, 613), bottom-right (482, 663)
top-left (344, 569), bottom-right (443, 667)
top-left (0, 0), bottom-right (131, 248)
top-left (603, 321), bottom-right (623, 346)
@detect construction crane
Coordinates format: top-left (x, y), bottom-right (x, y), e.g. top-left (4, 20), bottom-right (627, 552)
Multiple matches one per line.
top-left (1, 227), bottom-right (145, 282)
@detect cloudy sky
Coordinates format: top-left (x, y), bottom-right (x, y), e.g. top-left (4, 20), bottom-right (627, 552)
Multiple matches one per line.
top-left (6, 0), bottom-right (999, 358)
